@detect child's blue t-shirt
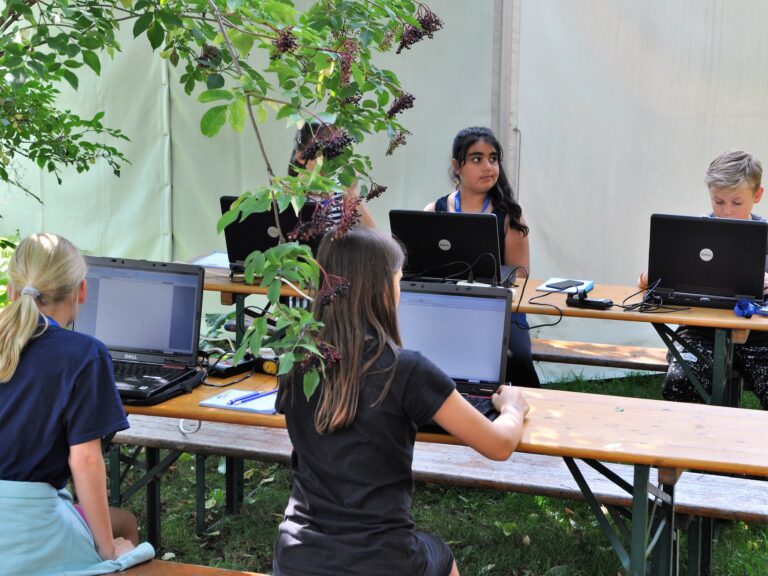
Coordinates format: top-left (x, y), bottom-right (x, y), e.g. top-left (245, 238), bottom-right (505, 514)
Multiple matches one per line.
top-left (0, 321), bottom-right (128, 489)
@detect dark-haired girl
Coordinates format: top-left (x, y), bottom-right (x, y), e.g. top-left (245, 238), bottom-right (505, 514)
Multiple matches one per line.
top-left (425, 126), bottom-right (539, 387)
top-left (289, 122), bottom-right (376, 228)
top-left (273, 227), bottom-right (529, 576)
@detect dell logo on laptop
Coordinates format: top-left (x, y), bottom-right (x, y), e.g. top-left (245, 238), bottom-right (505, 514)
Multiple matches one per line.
top-left (438, 239), bottom-right (452, 251)
top-left (124, 353), bottom-right (138, 360)
top-left (699, 248), bottom-right (714, 262)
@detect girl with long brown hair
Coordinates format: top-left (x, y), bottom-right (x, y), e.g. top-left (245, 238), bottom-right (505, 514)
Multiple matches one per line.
top-left (274, 227), bottom-right (529, 576)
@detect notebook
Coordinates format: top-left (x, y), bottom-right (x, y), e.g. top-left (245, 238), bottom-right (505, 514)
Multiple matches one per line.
top-left (220, 196), bottom-right (318, 273)
top-left (389, 210), bottom-right (512, 284)
top-left (74, 256), bottom-right (205, 401)
top-left (397, 281), bottom-right (513, 428)
top-left (648, 214), bottom-right (768, 309)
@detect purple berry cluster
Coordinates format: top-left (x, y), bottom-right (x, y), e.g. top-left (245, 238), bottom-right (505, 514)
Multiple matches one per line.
top-left (196, 44), bottom-right (222, 68)
top-left (299, 129), bottom-right (354, 162)
top-left (386, 92), bottom-right (415, 118)
top-left (318, 275), bottom-right (351, 306)
top-left (297, 340), bottom-right (343, 374)
top-left (386, 130), bottom-right (409, 155)
top-left (342, 93), bottom-right (362, 107)
top-left (273, 27), bottom-right (298, 56)
top-left (339, 37), bottom-right (360, 86)
top-left (327, 196), bottom-right (360, 241)
top-left (322, 130), bottom-right (354, 159)
top-left (365, 183), bottom-right (388, 202)
top-left (396, 4), bottom-right (443, 53)
top-left (287, 202), bottom-right (334, 242)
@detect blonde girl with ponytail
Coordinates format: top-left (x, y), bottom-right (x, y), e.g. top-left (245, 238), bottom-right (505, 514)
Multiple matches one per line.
top-left (0, 233), bottom-right (151, 574)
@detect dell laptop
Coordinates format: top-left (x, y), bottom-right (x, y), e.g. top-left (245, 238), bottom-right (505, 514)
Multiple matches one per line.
top-left (389, 210), bottom-right (508, 284)
top-left (397, 281), bottom-right (514, 428)
top-left (220, 195), bottom-right (318, 273)
top-left (74, 256), bottom-right (205, 400)
top-left (648, 214), bottom-right (768, 309)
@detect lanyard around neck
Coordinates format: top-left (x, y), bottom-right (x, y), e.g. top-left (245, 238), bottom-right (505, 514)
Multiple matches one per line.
top-left (454, 190), bottom-right (491, 214)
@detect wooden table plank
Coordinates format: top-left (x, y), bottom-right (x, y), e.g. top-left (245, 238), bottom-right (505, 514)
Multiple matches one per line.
top-left (125, 375), bottom-right (768, 477)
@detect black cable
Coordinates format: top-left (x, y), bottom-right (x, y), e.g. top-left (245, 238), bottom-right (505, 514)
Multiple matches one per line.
top-left (618, 278), bottom-right (690, 314)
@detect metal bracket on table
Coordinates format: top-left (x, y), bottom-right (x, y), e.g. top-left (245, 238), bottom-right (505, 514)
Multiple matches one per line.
top-left (564, 458), bottom-right (678, 576)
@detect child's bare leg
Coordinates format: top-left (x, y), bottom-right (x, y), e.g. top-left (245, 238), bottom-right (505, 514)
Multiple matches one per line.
top-left (109, 506), bottom-right (139, 545)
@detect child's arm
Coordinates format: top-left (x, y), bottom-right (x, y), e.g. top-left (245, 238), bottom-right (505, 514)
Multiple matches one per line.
top-left (764, 273), bottom-right (768, 295)
top-left (504, 214), bottom-right (530, 275)
top-left (69, 438), bottom-right (135, 560)
top-left (432, 387), bottom-right (529, 461)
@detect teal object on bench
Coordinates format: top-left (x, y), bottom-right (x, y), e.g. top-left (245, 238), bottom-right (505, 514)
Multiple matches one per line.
top-left (0, 479), bottom-right (155, 575)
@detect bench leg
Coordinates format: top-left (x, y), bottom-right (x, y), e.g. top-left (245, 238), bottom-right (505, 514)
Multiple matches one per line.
top-left (225, 456), bottom-right (245, 514)
top-left (146, 447), bottom-right (162, 550)
top-left (196, 453), bottom-right (207, 536)
top-left (685, 516), bottom-right (713, 576)
top-left (109, 445), bottom-right (122, 507)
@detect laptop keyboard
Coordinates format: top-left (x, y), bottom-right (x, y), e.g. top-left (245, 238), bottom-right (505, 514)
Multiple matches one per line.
top-left (464, 395), bottom-right (499, 420)
top-left (114, 361), bottom-right (182, 383)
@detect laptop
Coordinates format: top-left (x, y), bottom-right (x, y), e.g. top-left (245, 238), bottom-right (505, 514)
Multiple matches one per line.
top-left (648, 214), bottom-right (768, 309)
top-left (220, 196), bottom-right (318, 273)
top-left (397, 281), bottom-right (513, 428)
top-left (74, 256), bottom-right (205, 401)
top-left (389, 210), bottom-right (511, 284)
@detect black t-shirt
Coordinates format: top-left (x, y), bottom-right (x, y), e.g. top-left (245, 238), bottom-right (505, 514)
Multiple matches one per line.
top-left (274, 347), bottom-right (455, 576)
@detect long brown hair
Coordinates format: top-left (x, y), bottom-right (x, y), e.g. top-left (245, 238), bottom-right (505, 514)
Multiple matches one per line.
top-left (287, 227), bottom-right (405, 433)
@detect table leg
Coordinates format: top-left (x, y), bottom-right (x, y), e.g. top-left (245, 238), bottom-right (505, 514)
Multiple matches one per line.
top-left (711, 329), bottom-right (735, 407)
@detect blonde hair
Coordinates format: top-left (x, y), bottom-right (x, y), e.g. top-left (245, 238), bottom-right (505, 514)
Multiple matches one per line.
top-left (705, 150), bottom-right (763, 192)
top-left (0, 233), bottom-right (86, 383)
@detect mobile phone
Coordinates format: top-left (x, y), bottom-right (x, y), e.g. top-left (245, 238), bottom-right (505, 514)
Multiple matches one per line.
top-left (546, 279), bottom-right (583, 290)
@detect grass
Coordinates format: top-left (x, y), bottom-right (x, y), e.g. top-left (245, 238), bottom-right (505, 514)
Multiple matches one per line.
top-left (115, 373), bottom-right (768, 575)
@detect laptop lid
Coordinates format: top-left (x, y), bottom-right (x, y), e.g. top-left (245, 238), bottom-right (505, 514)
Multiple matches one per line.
top-left (220, 196), bottom-right (317, 272)
top-left (74, 256), bottom-right (204, 368)
top-left (648, 214), bottom-right (768, 307)
top-left (397, 281), bottom-right (512, 390)
top-left (389, 210), bottom-right (502, 283)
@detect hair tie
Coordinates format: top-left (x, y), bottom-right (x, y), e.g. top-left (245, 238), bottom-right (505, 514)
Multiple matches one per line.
top-left (20, 286), bottom-right (40, 299)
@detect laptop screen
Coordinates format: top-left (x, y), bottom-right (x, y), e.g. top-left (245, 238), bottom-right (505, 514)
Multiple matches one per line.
top-left (648, 214), bottom-right (768, 306)
top-left (397, 283), bottom-right (511, 384)
top-left (75, 257), bottom-right (204, 364)
top-left (389, 210), bottom-right (501, 282)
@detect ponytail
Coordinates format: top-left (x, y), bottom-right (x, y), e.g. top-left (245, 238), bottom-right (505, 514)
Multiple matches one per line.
top-left (0, 233), bottom-right (86, 383)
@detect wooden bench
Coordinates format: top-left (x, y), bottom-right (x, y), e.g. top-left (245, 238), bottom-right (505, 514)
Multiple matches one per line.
top-left (112, 414), bottom-right (768, 525)
top-left (124, 559), bottom-right (265, 575)
top-left (531, 338), bottom-right (669, 372)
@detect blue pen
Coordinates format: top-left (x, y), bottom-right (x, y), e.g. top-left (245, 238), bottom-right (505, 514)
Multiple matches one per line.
top-left (227, 389), bottom-right (277, 406)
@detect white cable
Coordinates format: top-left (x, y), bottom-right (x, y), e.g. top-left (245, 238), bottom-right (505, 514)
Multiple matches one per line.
top-left (178, 419), bottom-right (202, 434)
top-left (279, 277), bottom-right (314, 301)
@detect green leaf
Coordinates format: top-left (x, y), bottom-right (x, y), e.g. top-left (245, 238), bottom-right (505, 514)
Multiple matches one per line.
top-left (157, 11), bottom-right (184, 29)
top-left (198, 89), bottom-right (233, 103)
top-left (228, 98), bottom-right (246, 132)
top-left (217, 209), bottom-right (239, 233)
top-left (277, 352), bottom-right (294, 375)
top-left (206, 73), bottom-right (225, 89)
top-left (147, 22), bottom-right (165, 50)
top-left (303, 369), bottom-right (320, 400)
top-left (200, 105), bottom-right (228, 137)
top-left (267, 278), bottom-right (281, 304)
top-left (133, 12), bottom-right (153, 37)
top-left (256, 104), bottom-right (268, 123)
top-left (82, 50), bottom-right (101, 75)
top-left (59, 69), bottom-right (79, 90)
top-left (230, 31), bottom-right (254, 58)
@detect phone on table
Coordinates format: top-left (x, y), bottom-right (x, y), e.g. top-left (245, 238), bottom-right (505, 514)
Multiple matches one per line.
top-left (546, 279), bottom-right (583, 290)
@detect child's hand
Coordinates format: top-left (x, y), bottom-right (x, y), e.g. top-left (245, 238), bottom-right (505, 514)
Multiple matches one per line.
top-left (638, 271), bottom-right (649, 289)
top-left (492, 386), bottom-right (530, 417)
top-left (763, 273), bottom-right (768, 295)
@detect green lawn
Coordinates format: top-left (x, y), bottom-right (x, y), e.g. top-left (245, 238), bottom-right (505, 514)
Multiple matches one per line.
top-left (115, 374), bottom-right (768, 575)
